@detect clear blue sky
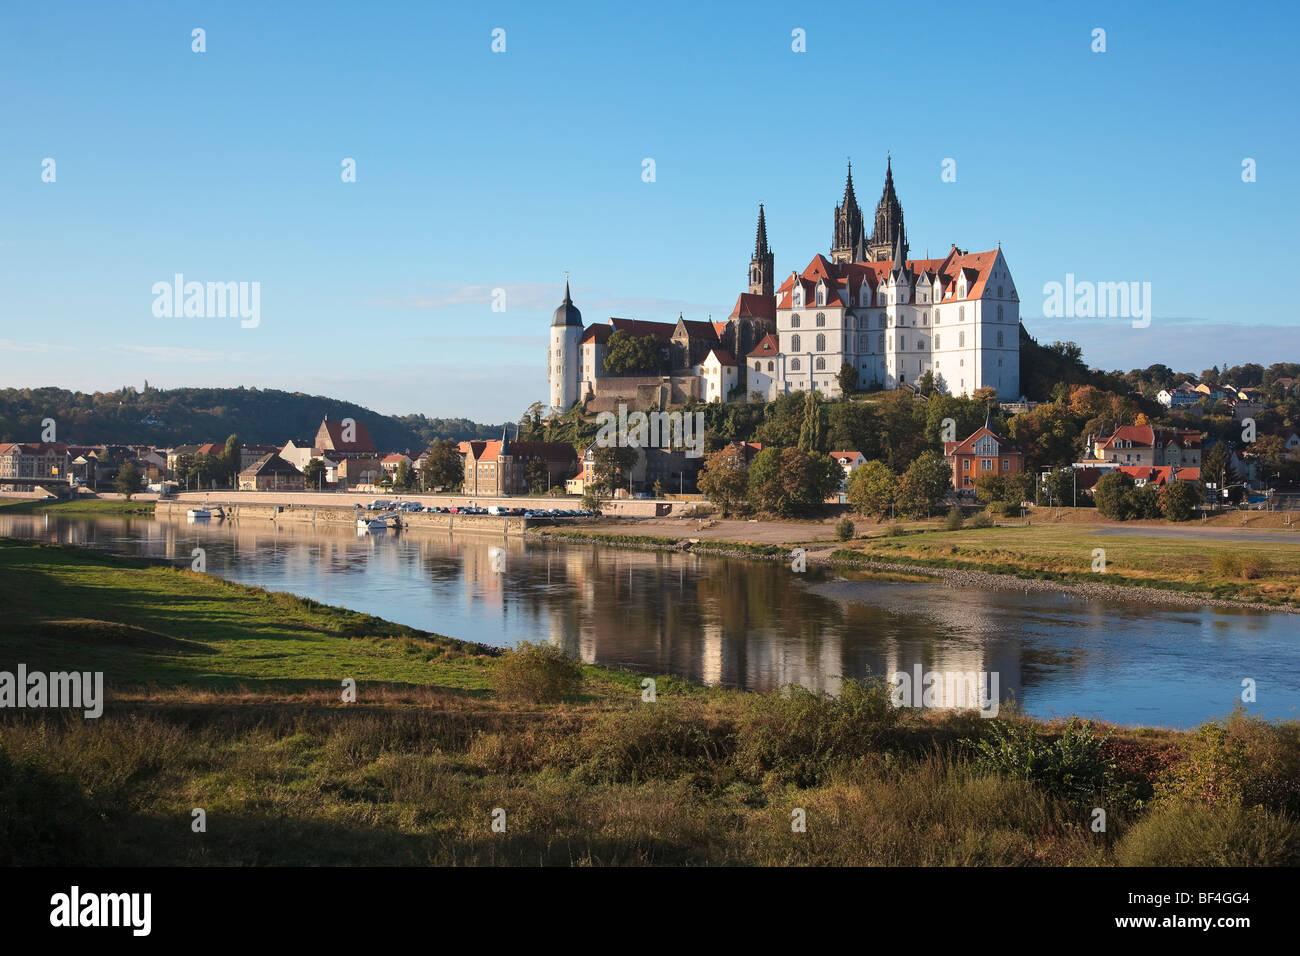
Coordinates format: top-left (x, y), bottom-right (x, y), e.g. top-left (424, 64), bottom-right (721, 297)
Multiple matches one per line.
top-left (2, 0), bottom-right (1296, 422)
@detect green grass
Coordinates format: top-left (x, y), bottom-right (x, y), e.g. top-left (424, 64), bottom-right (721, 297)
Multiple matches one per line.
top-left (2, 536), bottom-right (1297, 866)
top-left (0, 497), bottom-right (156, 516)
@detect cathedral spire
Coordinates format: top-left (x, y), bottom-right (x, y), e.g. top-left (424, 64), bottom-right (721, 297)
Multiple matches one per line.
top-left (754, 203), bottom-right (770, 258)
top-left (831, 159), bottom-right (864, 264)
top-left (891, 226), bottom-right (908, 278)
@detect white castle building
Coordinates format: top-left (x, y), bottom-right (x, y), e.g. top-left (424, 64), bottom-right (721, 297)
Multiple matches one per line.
top-left (547, 158), bottom-right (1020, 412)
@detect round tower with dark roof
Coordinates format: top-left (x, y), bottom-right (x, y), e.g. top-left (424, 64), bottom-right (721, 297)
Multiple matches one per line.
top-left (548, 279), bottom-right (584, 413)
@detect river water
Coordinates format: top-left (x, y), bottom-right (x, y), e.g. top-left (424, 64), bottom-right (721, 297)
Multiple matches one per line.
top-left (4, 513), bottom-right (1296, 727)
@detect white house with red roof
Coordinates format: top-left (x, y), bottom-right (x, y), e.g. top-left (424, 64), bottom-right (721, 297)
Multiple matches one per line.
top-left (695, 348), bottom-right (739, 403)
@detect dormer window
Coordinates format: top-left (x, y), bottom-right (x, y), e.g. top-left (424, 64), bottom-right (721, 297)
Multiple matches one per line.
top-left (816, 285), bottom-right (825, 306)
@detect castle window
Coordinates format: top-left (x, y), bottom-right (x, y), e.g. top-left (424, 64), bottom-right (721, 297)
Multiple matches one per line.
top-left (816, 287), bottom-right (825, 305)
top-left (899, 337), bottom-right (906, 350)
top-left (815, 334), bottom-right (825, 352)
top-left (767, 361), bottom-right (774, 371)
top-left (755, 361), bottom-right (761, 370)
top-left (922, 312), bottom-right (928, 325)
top-left (791, 359), bottom-right (801, 371)
top-left (935, 334), bottom-right (941, 348)
top-left (815, 357), bottom-right (826, 370)
top-left (997, 331), bottom-right (1004, 346)
top-left (919, 337), bottom-right (927, 350)
top-left (791, 334), bottom-right (801, 352)
top-left (816, 313), bottom-right (826, 327)
top-left (878, 333), bottom-right (885, 350)
top-left (959, 307), bottom-right (965, 321)
top-left (934, 311), bottom-right (941, 324)
top-left (998, 286), bottom-right (1003, 298)
top-left (791, 314), bottom-right (800, 328)
top-left (959, 332), bottom-right (965, 347)
top-left (859, 334), bottom-right (868, 350)
top-left (998, 305), bottom-right (1004, 322)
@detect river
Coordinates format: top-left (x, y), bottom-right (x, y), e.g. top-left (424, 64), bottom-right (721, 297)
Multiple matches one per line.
top-left (3, 512), bottom-right (1296, 728)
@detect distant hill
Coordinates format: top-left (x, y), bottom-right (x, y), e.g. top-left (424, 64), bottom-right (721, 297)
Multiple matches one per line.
top-left (0, 386), bottom-right (502, 452)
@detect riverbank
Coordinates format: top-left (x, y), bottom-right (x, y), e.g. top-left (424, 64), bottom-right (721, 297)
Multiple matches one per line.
top-left (3, 538), bottom-right (1297, 866)
top-left (532, 518), bottom-right (1300, 612)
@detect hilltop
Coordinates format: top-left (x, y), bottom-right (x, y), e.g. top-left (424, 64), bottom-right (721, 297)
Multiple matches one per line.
top-left (0, 385), bottom-right (501, 451)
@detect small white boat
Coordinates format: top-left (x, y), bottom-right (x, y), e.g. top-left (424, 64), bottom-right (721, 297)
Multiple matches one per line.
top-left (187, 508), bottom-right (212, 519)
top-left (358, 517), bottom-right (390, 533)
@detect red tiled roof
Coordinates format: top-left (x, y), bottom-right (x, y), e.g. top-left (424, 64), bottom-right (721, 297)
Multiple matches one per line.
top-left (315, 419), bottom-right (376, 454)
top-left (705, 348), bottom-right (737, 367)
top-left (728, 293), bottom-right (776, 321)
top-left (944, 426), bottom-right (1022, 458)
top-left (746, 333), bottom-right (781, 359)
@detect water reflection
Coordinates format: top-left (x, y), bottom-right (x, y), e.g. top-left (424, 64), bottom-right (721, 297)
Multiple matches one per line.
top-left (2, 512), bottom-right (1296, 728)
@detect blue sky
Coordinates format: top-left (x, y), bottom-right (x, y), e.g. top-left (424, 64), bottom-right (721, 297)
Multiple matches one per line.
top-left (1, 0), bottom-right (1296, 422)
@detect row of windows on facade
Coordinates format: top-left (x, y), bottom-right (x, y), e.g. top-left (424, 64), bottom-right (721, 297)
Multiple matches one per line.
top-left (786, 329), bottom-right (1006, 353)
top-left (767, 353), bottom-right (1006, 373)
top-left (789, 304), bottom-right (1006, 328)
top-left (792, 283), bottom-right (1011, 309)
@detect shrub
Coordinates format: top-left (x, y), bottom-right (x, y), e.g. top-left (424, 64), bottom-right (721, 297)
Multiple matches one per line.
top-left (1158, 479), bottom-right (1203, 522)
top-left (1239, 554), bottom-right (1273, 580)
top-left (967, 512), bottom-right (994, 528)
top-left (733, 678), bottom-right (899, 787)
top-left (1094, 471), bottom-right (1137, 520)
top-left (986, 501), bottom-right (1021, 518)
top-left (490, 641), bottom-right (584, 703)
top-left (886, 523), bottom-right (906, 536)
top-left (1211, 553), bottom-right (1241, 578)
top-left (1156, 711), bottom-right (1300, 814)
top-left (569, 705), bottom-right (728, 786)
top-left (834, 517), bottom-right (855, 541)
top-left (1115, 801), bottom-right (1300, 866)
top-left (967, 719), bottom-right (1128, 806)
top-left (944, 506), bottom-right (965, 531)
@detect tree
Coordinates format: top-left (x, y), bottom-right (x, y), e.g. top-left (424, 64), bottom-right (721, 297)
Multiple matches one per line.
top-left (518, 402), bottom-right (545, 441)
top-left (894, 450), bottom-right (952, 517)
top-left (393, 459), bottom-right (414, 491)
top-left (747, 447), bottom-right (839, 516)
top-left (652, 479), bottom-right (664, 499)
top-left (974, 474), bottom-right (1007, 504)
top-left (1044, 467), bottom-right (1077, 507)
top-left (846, 460), bottom-right (896, 519)
top-left (603, 331), bottom-right (662, 376)
top-left (1159, 480), bottom-right (1203, 522)
top-left (1130, 483), bottom-right (1162, 519)
top-left (916, 369), bottom-right (937, 397)
top-left (592, 445), bottom-right (636, 494)
top-left (697, 445), bottom-right (750, 513)
top-left (524, 456), bottom-right (550, 494)
top-left (836, 363), bottom-right (858, 397)
top-left (115, 461), bottom-right (142, 498)
top-left (1201, 442), bottom-right (1236, 499)
top-left (303, 457), bottom-right (327, 489)
top-left (827, 401), bottom-right (877, 459)
top-left (222, 434), bottom-right (240, 487)
top-left (797, 390), bottom-right (823, 452)
top-left (1093, 471), bottom-right (1137, 520)
top-left (420, 439), bottom-right (463, 492)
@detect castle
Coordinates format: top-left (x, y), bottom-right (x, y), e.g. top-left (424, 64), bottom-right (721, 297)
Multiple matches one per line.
top-left (547, 159), bottom-right (1020, 413)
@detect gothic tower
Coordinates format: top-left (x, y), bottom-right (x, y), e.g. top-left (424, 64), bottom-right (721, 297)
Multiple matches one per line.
top-left (748, 203), bottom-right (774, 297)
top-left (867, 155), bottom-right (907, 262)
top-left (830, 161), bottom-right (865, 264)
top-left (548, 280), bottom-right (583, 414)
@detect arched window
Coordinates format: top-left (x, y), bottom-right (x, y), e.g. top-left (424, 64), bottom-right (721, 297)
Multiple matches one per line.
top-left (899, 336), bottom-right (906, 350)
top-left (959, 332), bottom-right (965, 347)
top-left (816, 313), bottom-right (826, 327)
top-left (859, 334), bottom-right (868, 350)
top-left (791, 358), bottom-right (801, 371)
top-left (935, 334), bottom-right (941, 349)
top-left (934, 310), bottom-right (941, 324)
top-left (791, 334), bottom-right (801, 352)
top-left (767, 361), bottom-right (774, 371)
top-left (816, 286), bottom-right (825, 306)
top-left (998, 286), bottom-right (1003, 298)
top-left (998, 304), bottom-right (1004, 322)
top-left (959, 307), bottom-right (965, 321)
top-left (815, 334), bottom-right (826, 352)
top-left (791, 314), bottom-right (801, 328)
top-left (815, 357), bottom-right (826, 370)
top-left (997, 331), bottom-right (1004, 346)
top-left (922, 312), bottom-right (928, 325)
top-left (878, 333), bottom-right (885, 350)
top-left (919, 336), bottom-right (927, 350)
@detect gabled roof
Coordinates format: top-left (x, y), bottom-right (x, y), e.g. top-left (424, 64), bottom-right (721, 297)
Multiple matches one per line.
top-left (776, 245), bottom-right (1005, 311)
top-left (240, 453), bottom-right (301, 477)
top-left (729, 292), bottom-right (776, 321)
top-left (609, 317), bottom-right (677, 343)
top-left (747, 333), bottom-right (781, 359)
top-left (315, 418), bottom-right (375, 454)
top-left (703, 348), bottom-right (737, 367)
top-left (944, 425), bottom-right (1022, 458)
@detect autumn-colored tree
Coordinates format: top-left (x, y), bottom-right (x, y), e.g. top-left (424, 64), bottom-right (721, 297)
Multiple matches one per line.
top-left (697, 445), bottom-right (750, 513)
top-left (846, 460), bottom-right (896, 519)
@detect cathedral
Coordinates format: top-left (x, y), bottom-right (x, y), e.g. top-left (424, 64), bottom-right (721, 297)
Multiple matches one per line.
top-left (547, 158), bottom-right (1020, 412)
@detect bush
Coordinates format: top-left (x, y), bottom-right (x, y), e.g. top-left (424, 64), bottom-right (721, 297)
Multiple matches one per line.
top-left (569, 705), bottom-right (728, 786)
top-left (985, 501), bottom-right (1021, 517)
top-left (967, 512), bottom-right (994, 528)
top-left (1239, 554), bottom-right (1273, 580)
top-left (1115, 801), bottom-right (1300, 866)
top-left (733, 678), bottom-right (899, 787)
top-left (967, 719), bottom-right (1127, 806)
top-left (490, 641), bottom-right (584, 703)
top-left (1156, 711), bottom-right (1300, 814)
top-left (834, 517), bottom-right (855, 541)
top-left (1212, 553), bottom-right (1241, 578)
top-left (885, 523), bottom-right (906, 536)
top-left (944, 506), bottom-right (965, 531)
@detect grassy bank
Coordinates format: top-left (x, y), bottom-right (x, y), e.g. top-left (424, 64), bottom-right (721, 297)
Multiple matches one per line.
top-left (1, 538), bottom-right (1297, 866)
top-left (0, 497), bottom-right (156, 516)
